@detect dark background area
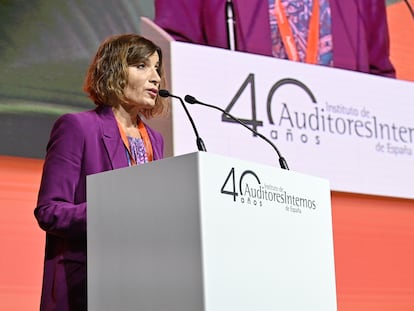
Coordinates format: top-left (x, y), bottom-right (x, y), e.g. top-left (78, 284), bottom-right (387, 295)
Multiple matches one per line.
top-left (0, 0), bottom-right (154, 158)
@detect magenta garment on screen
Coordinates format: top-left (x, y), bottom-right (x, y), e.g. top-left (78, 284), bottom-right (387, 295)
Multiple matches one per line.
top-left (154, 0), bottom-right (395, 77)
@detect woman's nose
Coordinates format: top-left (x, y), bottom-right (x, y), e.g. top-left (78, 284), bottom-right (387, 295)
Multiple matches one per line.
top-left (150, 70), bottom-right (161, 85)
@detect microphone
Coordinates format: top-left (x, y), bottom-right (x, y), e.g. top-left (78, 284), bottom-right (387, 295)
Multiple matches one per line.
top-left (158, 89), bottom-right (207, 152)
top-left (184, 94), bottom-right (289, 170)
top-left (225, 0), bottom-right (238, 51)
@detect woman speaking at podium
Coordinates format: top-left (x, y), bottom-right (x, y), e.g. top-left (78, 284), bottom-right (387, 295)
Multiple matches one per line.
top-left (34, 34), bottom-right (169, 310)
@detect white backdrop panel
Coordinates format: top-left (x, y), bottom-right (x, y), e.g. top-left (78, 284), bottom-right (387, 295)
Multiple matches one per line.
top-left (168, 42), bottom-right (414, 199)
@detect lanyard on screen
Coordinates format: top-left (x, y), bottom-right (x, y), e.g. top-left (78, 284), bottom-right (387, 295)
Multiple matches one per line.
top-left (272, 0), bottom-right (320, 64)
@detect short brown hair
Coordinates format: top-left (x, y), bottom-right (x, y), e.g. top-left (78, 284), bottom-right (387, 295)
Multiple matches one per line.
top-left (83, 33), bottom-right (168, 118)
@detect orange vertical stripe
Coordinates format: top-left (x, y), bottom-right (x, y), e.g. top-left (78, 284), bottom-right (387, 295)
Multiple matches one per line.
top-left (0, 156), bottom-right (44, 311)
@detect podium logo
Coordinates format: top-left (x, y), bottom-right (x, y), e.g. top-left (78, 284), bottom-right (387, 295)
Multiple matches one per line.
top-left (220, 167), bottom-right (317, 213)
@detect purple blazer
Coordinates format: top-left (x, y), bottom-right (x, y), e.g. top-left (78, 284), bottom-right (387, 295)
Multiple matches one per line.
top-left (154, 0), bottom-right (395, 77)
top-left (35, 105), bottom-right (164, 310)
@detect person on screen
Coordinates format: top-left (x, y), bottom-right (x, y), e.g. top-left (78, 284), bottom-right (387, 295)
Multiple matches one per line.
top-left (34, 33), bottom-right (168, 311)
top-left (154, 0), bottom-right (396, 78)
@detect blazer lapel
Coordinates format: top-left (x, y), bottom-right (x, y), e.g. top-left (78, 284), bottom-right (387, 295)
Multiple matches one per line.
top-left (98, 105), bottom-right (128, 170)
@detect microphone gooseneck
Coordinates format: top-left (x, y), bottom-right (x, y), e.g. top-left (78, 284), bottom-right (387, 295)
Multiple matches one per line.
top-left (404, 0), bottom-right (414, 20)
top-left (158, 90), bottom-right (207, 152)
top-left (184, 95), bottom-right (289, 170)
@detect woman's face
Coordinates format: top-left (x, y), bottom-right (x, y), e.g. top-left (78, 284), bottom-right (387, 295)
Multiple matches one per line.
top-left (123, 52), bottom-right (161, 112)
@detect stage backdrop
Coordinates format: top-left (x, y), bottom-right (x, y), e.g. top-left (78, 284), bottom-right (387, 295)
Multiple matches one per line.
top-left (168, 42), bottom-right (414, 200)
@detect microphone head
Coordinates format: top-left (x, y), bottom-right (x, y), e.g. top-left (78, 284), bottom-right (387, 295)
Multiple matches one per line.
top-left (184, 95), bottom-right (197, 104)
top-left (158, 89), bottom-right (170, 98)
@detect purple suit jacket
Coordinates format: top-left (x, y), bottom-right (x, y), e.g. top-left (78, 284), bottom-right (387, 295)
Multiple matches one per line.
top-left (35, 105), bottom-right (164, 310)
top-left (154, 0), bottom-right (395, 77)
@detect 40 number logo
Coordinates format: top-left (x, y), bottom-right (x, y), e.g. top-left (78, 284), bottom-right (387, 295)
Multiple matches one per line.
top-left (221, 73), bottom-right (317, 135)
top-left (220, 167), bottom-right (260, 202)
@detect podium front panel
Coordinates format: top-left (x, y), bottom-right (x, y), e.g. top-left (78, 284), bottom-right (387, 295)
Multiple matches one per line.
top-left (87, 152), bottom-right (336, 311)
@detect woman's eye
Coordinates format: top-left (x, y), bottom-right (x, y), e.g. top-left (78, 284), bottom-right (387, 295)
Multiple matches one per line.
top-left (136, 63), bottom-right (145, 69)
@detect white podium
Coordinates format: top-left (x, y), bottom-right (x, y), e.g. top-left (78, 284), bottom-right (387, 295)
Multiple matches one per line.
top-left (87, 152), bottom-right (337, 311)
